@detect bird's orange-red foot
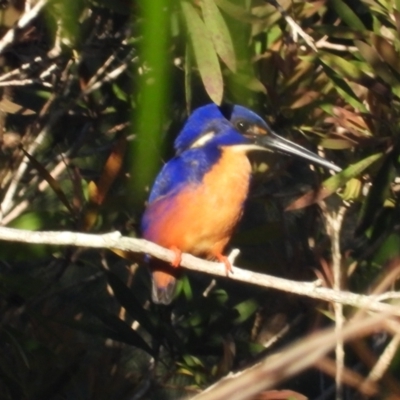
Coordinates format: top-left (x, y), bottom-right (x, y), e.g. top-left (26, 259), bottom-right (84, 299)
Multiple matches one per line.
top-left (216, 254), bottom-right (232, 275)
top-left (170, 246), bottom-right (182, 267)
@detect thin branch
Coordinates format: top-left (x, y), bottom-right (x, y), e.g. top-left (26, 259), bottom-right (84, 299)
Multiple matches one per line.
top-left (191, 314), bottom-right (389, 400)
top-left (0, 79), bottom-right (52, 87)
top-left (325, 206), bottom-right (346, 400)
top-left (1, 156), bottom-right (71, 225)
top-left (364, 333), bottom-right (400, 386)
top-left (315, 41), bottom-right (358, 52)
top-left (0, 0), bottom-right (49, 55)
top-left (0, 227), bottom-right (398, 317)
top-left (0, 126), bottom-right (49, 218)
top-left (269, 0), bottom-right (317, 51)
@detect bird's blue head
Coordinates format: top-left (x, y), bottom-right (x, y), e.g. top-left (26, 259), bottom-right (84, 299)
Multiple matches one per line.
top-left (174, 103), bottom-right (341, 172)
top-left (173, 104), bottom-right (268, 155)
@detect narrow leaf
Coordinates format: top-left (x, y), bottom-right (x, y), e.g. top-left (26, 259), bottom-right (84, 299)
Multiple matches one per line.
top-left (356, 151), bottom-right (396, 235)
top-left (320, 138), bottom-right (354, 150)
top-left (0, 98), bottom-right (35, 115)
top-left (106, 271), bottom-right (159, 337)
top-left (21, 148), bottom-right (74, 215)
top-left (201, 0), bottom-right (236, 72)
top-left (330, 0), bottom-right (365, 30)
top-left (182, 1), bottom-right (223, 104)
top-left (83, 303), bottom-right (155, 356)
top-left (320, 62), bottom-right (368, 112)
top-left (371, 34), bottom-right (400, 74)
top-left (94, 135), bottom-right (126, 206)
top-left (286, 152), bottom-right (383, 210)
top-left (320, 52), bottom-right (365, 81)
top-left (355, 40), bottom-right (400, 88)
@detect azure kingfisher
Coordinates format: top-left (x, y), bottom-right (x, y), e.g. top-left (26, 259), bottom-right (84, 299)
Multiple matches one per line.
top-left (141, 104), bottom-right (340, 305)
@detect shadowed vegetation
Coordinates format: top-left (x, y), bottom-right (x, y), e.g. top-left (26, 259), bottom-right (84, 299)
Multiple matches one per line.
top-left (0, 0), bottom-right (399, 398)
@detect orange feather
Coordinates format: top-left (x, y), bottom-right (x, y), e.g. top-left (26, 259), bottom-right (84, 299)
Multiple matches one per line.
top-left (145, 147), bottom-right (251, 303)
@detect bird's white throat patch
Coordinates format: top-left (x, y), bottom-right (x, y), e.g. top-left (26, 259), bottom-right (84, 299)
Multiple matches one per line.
top-left (190, 131), bottom-right (215, 149)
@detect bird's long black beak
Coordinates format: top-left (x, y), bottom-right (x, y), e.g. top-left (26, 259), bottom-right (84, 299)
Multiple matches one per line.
top-left (246, 126), bottom-right (341, 172)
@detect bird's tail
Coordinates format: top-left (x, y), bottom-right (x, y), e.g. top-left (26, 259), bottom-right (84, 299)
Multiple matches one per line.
top-left (150, 261), bottom-right (178, 305)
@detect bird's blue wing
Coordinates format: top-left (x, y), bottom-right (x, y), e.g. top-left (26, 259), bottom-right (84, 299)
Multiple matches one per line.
top-left (148, 157), bottom-right (188, 203)
top-left (147, 146), bottom-right (221, 204)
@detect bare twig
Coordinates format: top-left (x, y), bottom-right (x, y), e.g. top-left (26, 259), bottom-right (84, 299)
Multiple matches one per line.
top-left (82, 53), bottom-right (138, 95)
top-left (316, 357), bottom-right (378, 397)
top-left (269, 0), bottom-right (317, 51)
top-left (191, 314), bottom-right (389, 400)
top-left (0, 79), bottom-right (52, 87)
top-left (0, 0), bottom-right (49, 55)
top-left (0, 126), bottom-right (49, 218)
top-left (1, 156), bottom-right (71, 225)
top-left (0, 227), bottom-right (398, 317)
top-left (325, 206), bottom-right (346, 400)
top-left (364, 333), bottom-right (400, 386)
top-left (315, 40), bottom-right (358, 52)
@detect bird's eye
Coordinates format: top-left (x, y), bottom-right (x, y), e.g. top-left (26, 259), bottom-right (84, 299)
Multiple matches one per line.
top-left (235, 120), bottom-right (251, 133)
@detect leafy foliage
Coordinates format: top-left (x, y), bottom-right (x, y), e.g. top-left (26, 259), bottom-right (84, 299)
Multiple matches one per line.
top-left (0, 0), bottom-right (399, 399)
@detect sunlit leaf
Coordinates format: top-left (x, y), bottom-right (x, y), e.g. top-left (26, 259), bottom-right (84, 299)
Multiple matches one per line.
top-left (330, 0), bottom-right (366, 30)
top-left (319, 52), bottom-right (365, 81)
top-left (290, 90), bottom-right (320, 109)
top-left (320, 61), bottom-right (368, 112)
top-left (371, 34), bottom-right (400, 74)
top-left (313, 25), bottom-right (367, 39)
top-left (320, 138), bottom-right (354, 149)
top-left (230, 72), bottom-right (267, 93)
top-left (339, 178), bottom-right (363, 201)
top-left (0, 98), bottom-right (35, 115)
top-left (215, 0), bottom-right (257, 23)
top-left (93, 135), bottom-right (126, 206)
top-left (233, 299), bottom-right (258, 324)
top-left (201, 0), bottom-right (236, 72)
top-left (182, 0), bottom-right (223, 104)
top-left (286, 152), bottom-right (384, 210)
top-left (356, 40), bottom-right (400, 94)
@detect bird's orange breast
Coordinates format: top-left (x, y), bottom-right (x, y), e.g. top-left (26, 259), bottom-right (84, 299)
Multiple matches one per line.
top-left (144, 147), bottom-right (252, 259)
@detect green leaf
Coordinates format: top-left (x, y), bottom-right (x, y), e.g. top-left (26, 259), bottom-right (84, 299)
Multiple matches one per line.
top-left (371, 34), bottom-right (400, 74)
top-left (312, 25), bottom-right (366, 40)
top-left (319, 52), bottom-right (365, 81)
top-left (233, 299), bottom-right (258, 324)
top-left (320, 138), bottom-right (355, 149)
top-left (214, 0), bottom-right (255, 23)
top-left (373, 232), bottom-right (400, 265)
top-left (329, 0), bottom-right (366, 30)
top-left (319, 61), bottom-right (368, 112)
top-left (201, 0), bottom-right (236, 72)
top-left (286, 152), bottom-right (384, 210)
top-left (180, 274), bottom-right (193, 301)
top-left (229, 73), bottom-right (267, 93)
top-left (112, 84), bottom-right (128, 102)
top-left (181, 0), bottom-right (223, 104)
top-left (355, 40), bottom-right (400, 92)
top-left (356, 151), bottom-right (396, 236)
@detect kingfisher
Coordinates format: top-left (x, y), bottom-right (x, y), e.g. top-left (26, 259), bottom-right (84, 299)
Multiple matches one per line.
top-left (141, 104), bottom-right (340, 305)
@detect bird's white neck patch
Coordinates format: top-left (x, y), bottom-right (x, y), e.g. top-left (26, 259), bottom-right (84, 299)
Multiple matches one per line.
top-left (190, 131), bottom-right (215, 149)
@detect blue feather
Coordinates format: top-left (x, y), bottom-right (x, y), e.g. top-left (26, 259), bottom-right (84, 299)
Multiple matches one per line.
top-left (174, 104), bottom-right (268, 154)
